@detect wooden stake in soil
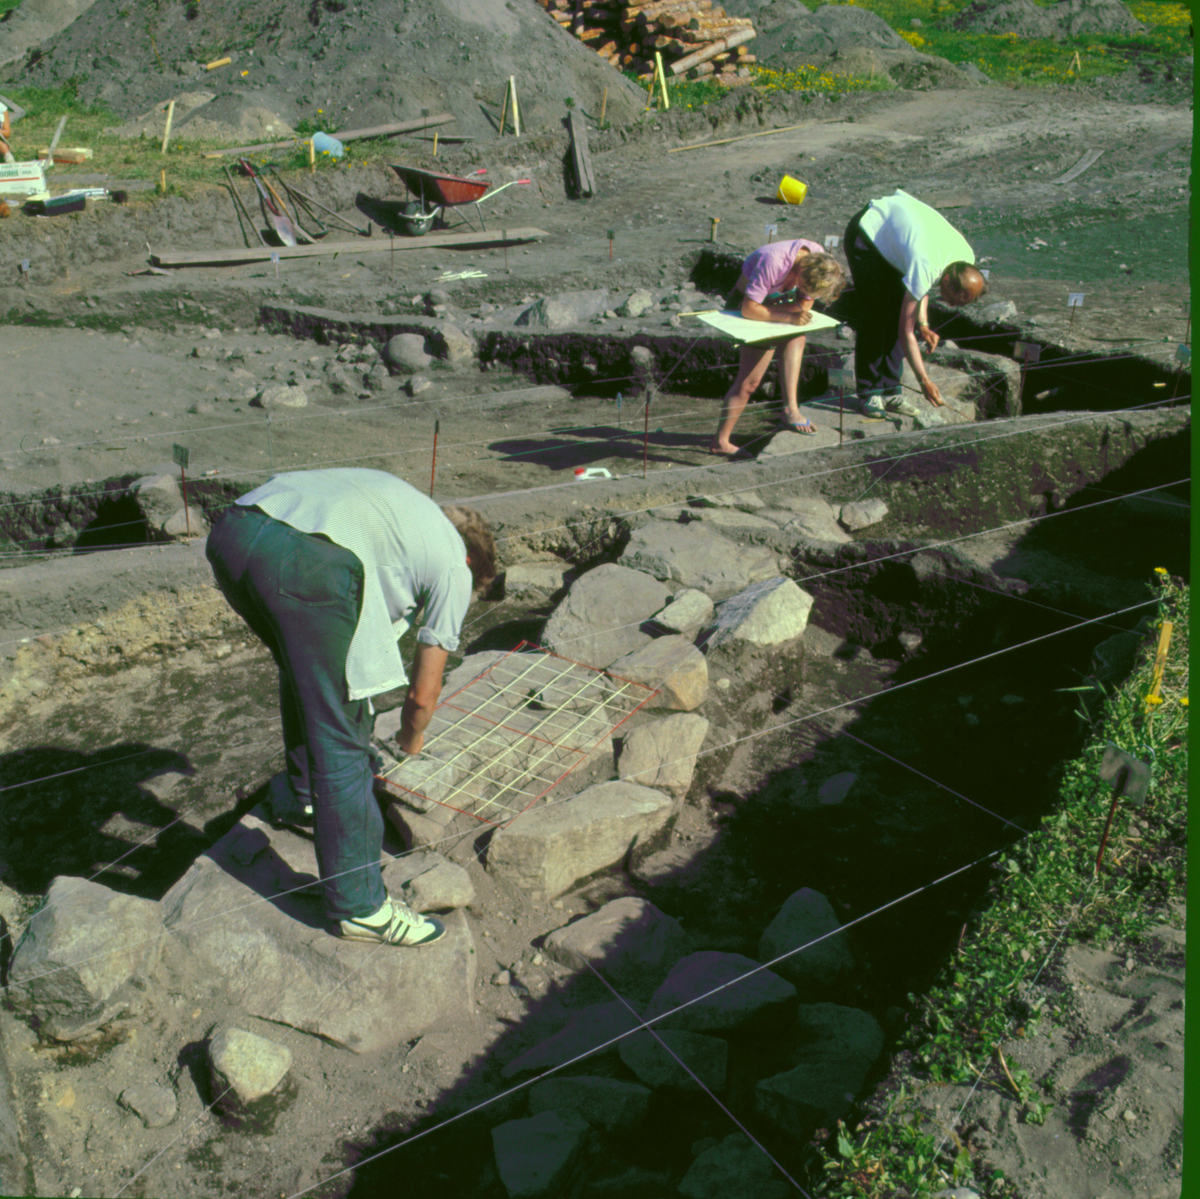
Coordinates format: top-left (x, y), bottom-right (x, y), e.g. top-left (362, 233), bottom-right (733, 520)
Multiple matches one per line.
top-left (159, 168), bottom-right (167, 195)
top-left (308, 138), bottom-right (316, 173)
top-left (643, 386), bottom-right (652, 479)
top-left (161, 99), bottom-right (176, 154)
top-left (1144, 620), bottom-right (1174, 710)
top-left (173, 444), bottom-right (191, 537)
top-left (433, 130), bottom-right (439, 156)
top-left (430, 417), bottom-right (440, 498)
top-left (655, 51), bottom-right (670, 109)
top-left (504, 229), bottom-right (509, 270)
top-left (608, 229), bottom-right (614, 259)
top-left (498, 85), bottom-right (509, 138)
top-left (600, 86), bottom-right (608, 127)
top-left (709, 215), bottom-right (719, 242)
top-left (508, 77), bottom-right (522, 137)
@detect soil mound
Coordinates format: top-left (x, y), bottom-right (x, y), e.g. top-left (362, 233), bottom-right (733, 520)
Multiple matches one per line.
top-left (1, 0), bottom-right (646, 138)
top-left (953, 0), bottom-right (1145, 40)
top-left (0, 0), bottom-right (99, 69)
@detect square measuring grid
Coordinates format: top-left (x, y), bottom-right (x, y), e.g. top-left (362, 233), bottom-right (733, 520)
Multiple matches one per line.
top-left (377, 643), bottom-right (660, 828)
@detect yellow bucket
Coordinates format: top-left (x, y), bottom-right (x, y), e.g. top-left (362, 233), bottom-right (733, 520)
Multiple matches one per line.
top-left (776, 175), bottom-right (807, 205)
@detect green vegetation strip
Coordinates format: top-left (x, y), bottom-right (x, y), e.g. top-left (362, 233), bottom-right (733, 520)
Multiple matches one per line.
top-left (815, 570), bottom-right (1188, 1198)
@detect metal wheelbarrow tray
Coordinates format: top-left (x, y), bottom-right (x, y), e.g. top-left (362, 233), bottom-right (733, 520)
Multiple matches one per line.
top-left (389, 164), bottom-right (492, 230)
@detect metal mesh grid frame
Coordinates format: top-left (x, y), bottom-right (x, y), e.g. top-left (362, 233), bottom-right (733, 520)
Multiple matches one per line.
top-left (377, 642), bottom-right (660, 828)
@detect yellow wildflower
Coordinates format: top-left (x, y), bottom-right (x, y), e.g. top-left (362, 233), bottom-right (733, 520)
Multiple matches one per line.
top-left (1155, 566), bottom-right (1168, 575)
top-left (1181, 697), bottom-right (1189, 707)
top-left (1146, 694), bottom-right (1164, 706)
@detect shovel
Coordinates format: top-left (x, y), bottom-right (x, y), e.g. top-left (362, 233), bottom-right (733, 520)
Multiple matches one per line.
top-left (239, 157), bottom-right (298, 247)
top-left (223, 165), bottom-right (267, 247)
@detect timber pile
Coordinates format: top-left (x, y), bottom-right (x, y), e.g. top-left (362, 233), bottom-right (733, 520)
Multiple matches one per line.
top-left (536, 0), bottom-right (757, 85)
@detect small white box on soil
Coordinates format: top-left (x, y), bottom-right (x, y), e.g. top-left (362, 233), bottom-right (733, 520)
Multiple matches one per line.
top-left (0, 160), bottom-right (46, 196)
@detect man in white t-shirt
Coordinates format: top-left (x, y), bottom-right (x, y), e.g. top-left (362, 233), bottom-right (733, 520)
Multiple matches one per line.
top-left (206, 469), bottom-right (496, 948)
top-left (844, 189), bottom-right (987, 415)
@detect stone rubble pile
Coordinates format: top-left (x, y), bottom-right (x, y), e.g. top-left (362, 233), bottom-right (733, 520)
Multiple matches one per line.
top-left (6, 501), bottom-right (906, 1196)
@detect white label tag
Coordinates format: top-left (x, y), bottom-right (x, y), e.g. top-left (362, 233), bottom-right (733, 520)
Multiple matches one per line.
top-left (1068, 293), bottom-right (1085, 308)
top-left (824, 235), bottom-right (839, 250)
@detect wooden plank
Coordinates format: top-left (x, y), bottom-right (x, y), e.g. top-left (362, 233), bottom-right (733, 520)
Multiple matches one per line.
top-left (202, 114), bottom-right (455, 158)
top-left (669, 26), bottom-right (754, 73)
top-left (567, 109), bottom-right (596, 198)
top-left (149, 226), bottom-right (550, 267)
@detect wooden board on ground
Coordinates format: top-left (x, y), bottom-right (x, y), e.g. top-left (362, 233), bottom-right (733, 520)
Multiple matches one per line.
top-left (149, 226), bottom-right (550, 267)
top-left (202, 114), bottom-right (455, 158)
top-left (693, 308), bottom-right (838, 343)
top-left (567, 109), bottom-right (596, 198)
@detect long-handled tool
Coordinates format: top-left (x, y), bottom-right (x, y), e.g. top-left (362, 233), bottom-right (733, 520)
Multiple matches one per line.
top-left (269, 178), bottom-right (371, 237)
top-left (238, 157), bottom-right (298, 247)
top-left (260, 166), bottom-right (331, 241)
top-left (224, 164), bottom-right (267, 247)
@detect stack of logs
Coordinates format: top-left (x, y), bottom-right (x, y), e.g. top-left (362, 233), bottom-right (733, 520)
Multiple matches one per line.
top-left (537, 0), bottom-right (757, 85)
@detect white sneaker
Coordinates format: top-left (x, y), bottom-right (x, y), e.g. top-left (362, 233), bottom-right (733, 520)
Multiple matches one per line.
top-left (338, 898), bottom-right (446, 947)
top-left (885, 396), bottom-right (922, 417)
top-left (861, 395), bottom-right (887, 417)
top-left (2, 152), bottom-right (14, 165)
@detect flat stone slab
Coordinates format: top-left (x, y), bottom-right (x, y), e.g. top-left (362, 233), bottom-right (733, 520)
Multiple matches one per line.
top-left (617, 712), bottom-right (709, 800)
top-left (501, 999), bottom-right (644, 1078)
top-left (607, 635), bottom-right (708, 711)
top-left (620, 521), bottom-right (782, 598)
top-left (754, 1003), bottom-right (884, 1137)
top-left (543, 897), bottom-right (689, 1001)
top-left (649, 588), bottom-right (714, 636)
top-left (758, 887), bottom-right (855, 993)
top-left (706, 577), bottom-right (815, 649)
top-left (641, 951), bottom-right (797, 1034)
top-left (541, 563), bottom-right (669, 668)
top-left (161, 820), bottom-right (476, 1054)
top-left (382, 850), bottom-right (475, 911)
top-left (491, 1108), bottom-right (591, 1199)
top-left (528, 1075), bottom-right (651, 1134)
top-left (774, 496), bottom-right (851, 544)
top-left (678, 1133), bottom-right (791, 1199)
top-left (685, 508), bottom-right (781, 532)
top-left (619, 1028), bottom-right (728, 1092)
top-left (487, 780), bottom-right (673, 901)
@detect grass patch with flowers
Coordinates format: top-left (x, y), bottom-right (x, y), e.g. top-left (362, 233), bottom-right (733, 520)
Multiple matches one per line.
top-left (813, 568), bottom-right (1188, 1198)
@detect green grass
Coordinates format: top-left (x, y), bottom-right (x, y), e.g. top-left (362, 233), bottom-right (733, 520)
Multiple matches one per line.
top-left (814, 570), bottom-right (1188, 1197)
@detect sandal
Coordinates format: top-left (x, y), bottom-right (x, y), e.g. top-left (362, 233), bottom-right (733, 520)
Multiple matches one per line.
top-left (780, 417), bottom-right (818, 435)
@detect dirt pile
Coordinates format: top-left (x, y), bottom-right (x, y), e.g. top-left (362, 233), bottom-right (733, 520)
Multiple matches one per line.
top-left (2, 0), bottom-right (647, 138)
top-left (953, 0), bottom-right (1146, 39)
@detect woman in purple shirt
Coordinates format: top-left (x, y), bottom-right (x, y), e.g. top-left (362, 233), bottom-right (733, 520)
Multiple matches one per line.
top-left (711, 239), bottom-right (845, 455)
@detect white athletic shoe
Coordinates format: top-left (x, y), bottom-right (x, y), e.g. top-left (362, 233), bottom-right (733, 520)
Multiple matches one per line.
top-left (338, 898), bottom-right (446, 947)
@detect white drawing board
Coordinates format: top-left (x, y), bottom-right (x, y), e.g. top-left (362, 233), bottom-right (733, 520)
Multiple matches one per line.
top-left (694, 308), bottom-right (840, 344)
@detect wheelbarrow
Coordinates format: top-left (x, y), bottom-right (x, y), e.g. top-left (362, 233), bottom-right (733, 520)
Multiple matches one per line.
top-left (388, 164), bottom-right (529, 232)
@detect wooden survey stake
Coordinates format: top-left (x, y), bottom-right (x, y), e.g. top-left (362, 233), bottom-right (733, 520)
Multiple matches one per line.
top-left (173, 444), bottom-right (191, 537)
top-left (161, 100), bottom-right (176, 153)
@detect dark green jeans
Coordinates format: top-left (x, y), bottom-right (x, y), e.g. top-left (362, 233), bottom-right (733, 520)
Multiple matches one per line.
top-left (206, 504), bottom-right (386, 922)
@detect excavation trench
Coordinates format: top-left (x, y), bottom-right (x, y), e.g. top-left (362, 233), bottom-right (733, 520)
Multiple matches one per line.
top-left (0, 358), bottom-right (1187, 1194)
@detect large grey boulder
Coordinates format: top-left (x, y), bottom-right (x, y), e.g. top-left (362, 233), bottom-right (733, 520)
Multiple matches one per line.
top-left (516, 290), bottom-right (610, 329)
top-left (437, 322), bottom-right (476, 367)
top-left (620, 522), bottom-right (782, 598)
top-left (619, 1028), bottom-right (727, 1092)
top-left (706, 577), bottom-right (815, 649)
top-left (754, 1004), bottom-right (884, 1138)
top-left (543, 897), bottom-right (688, 1001)
top-left (606, 636), bottom-right (708, 711)
top-left (839, 498), bottom-right (889, 531)
top-left (758, 887), bottom-right (854, 993)
top-left (252, 384), bottom-right (308, 409)
top-left (131, 473), bottom-right (209, 539)
top-left (528, 1076), bottom-right (650, 1134)
top-left (617, 290), bottom-right (654, 318)
top-left (161, 815), bottom-right (476, 1053)
top-left (8, 876), bottom-right (163, 1040)
top-left (383, 333), bottom-right (432, 372)
top-left (504, 559), bottom-right (573, 600)
top-left (617, 712), bottom-right (709, 799)
top-left (641, 951), bottom-right (797, 1034)
top-left (541, 563), bottom-right (669, 668)
top-left (678, 1133), bottom-right (792, 1199)
top-left (208, 1027), bottom-right (293, 1106)
top-left (486, 781), bottom-right (673, 901)
top-left (501, 999), bottom-right (644, 1078)
top-left (491, 1109), bottom-right (591, 1198)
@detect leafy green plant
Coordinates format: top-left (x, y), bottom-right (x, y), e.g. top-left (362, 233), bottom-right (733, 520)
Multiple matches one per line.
top-left (816, 572), bottom-right (1187, 1196)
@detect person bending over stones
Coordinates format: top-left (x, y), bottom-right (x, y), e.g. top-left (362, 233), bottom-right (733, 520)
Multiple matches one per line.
top-left (206, 468), bottom-right (496, 948)
top-left (843, 188), bottom-right (987, 416)
top-left (710, 241), bottom-right (846, 455)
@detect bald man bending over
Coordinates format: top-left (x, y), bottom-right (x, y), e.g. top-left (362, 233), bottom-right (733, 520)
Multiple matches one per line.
top-left (844, 189), bottom-right (987, 416)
